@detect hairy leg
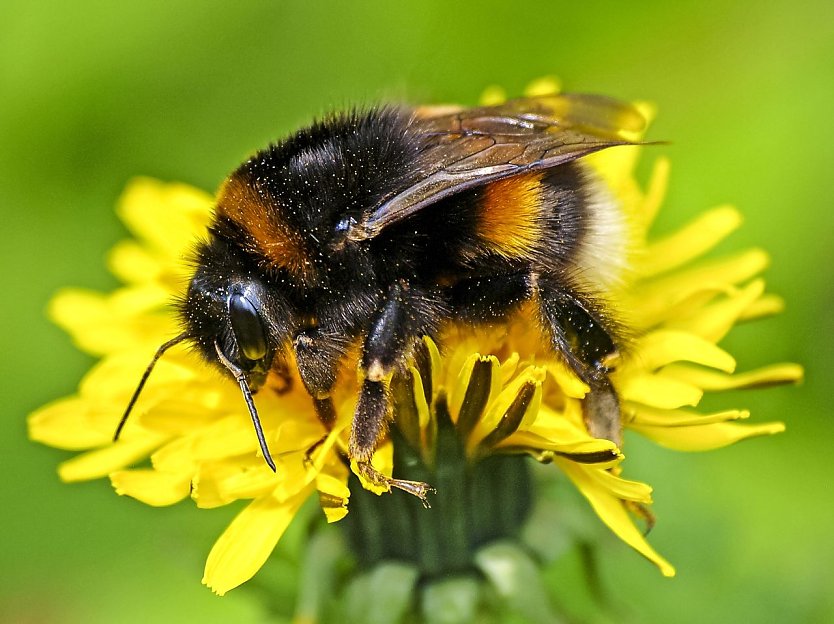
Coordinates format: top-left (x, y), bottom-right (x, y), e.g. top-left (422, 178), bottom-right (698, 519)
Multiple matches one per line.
top-left (351, 280), bottom-right (447, 505)
top-left (536, 276), bottom-right (622, 446)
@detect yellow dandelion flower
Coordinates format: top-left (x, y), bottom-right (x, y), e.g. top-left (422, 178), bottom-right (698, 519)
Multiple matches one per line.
top-left (29, 80), bottom-right (801, 613)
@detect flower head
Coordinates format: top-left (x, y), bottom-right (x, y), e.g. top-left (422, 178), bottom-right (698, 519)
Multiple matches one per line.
top-left (29, 80), bottom-right (801, 608)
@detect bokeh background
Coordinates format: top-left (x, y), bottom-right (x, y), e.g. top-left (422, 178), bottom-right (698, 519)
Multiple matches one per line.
top-left (3, 1), bottom-right (832, 622)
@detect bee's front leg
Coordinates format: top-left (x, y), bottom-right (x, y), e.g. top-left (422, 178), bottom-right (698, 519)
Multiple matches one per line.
top-left (350, 280), bottom-right (446, 506)
top-left (292, 331), bottom-right (345, 463)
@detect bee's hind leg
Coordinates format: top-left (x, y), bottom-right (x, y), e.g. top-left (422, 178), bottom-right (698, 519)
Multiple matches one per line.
top-left (351, 280), bottom-right (446, 507)
top-left (536, 276), bottom-right (623, 447)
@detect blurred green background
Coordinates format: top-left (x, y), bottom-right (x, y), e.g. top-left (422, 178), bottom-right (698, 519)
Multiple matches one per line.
top-left (2, 1), bottom-right (832, 622)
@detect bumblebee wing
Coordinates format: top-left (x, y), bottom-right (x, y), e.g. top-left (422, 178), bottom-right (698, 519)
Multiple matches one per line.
top-left (348, 94), bottom-right (646, 241)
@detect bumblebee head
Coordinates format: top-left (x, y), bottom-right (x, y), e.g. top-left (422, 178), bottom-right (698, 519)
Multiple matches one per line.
top-left (112, 235), bottom-right (296, 473)
top-left (180, 235), bottom-right (295, 392)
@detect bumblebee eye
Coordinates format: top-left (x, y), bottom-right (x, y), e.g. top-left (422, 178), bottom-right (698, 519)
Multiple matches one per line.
top-left (228, 293), bottom-right (267, 361)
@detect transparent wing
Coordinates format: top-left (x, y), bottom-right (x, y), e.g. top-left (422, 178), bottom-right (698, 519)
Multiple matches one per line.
top-left (348, 94), bottom-right (647, 241)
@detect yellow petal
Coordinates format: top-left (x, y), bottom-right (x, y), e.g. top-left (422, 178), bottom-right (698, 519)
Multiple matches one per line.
top-left (558, 459), bottom-right (675, 577)
top-left (635, 282), bottom-right (779, 337)
top-left (192, 457), bottom-right (275, 509)
top-left (629, 330), bottom-right (736, 373)
top-left (402, 365), bottom-right (430, 434)
top-left (525, 405), bottom-right (592, 442)
top-left (316, 471), bottom-right (350, 523)
top-left (110, 468), bottom-right (192, 506)
top-left (500, 431), bottom-right (621, 467)
top-left (626, 284), bottom-right (727, 330)
top-left (580, 465), bottom-right (654, 504)
top-left (626, 404), bottom-right (750, 427)
top-left (319, 419), bottom-right (352, 464)
top-left (639, 206), bottom-right (742, 278)
top-left (585, 144), bottom-right (642, 190)
top-left (523, 76), bottom-right (561, 96)
top-left (498, 352), bottom-right (520, 386)
top-left (479, 85), bottom-right (507, 106)
top-left (661, 362), bottom-right (804, 391)
top-left (269, 415), bottom-right (332, 455)
top-left (666, 279), bottom-right (765, 343)
top-left (739, 293), bottom-right (785, 321)
top-left (58, 433), bottom-right (168, 482)
top-left (633, 101), bottom-right (657, 128)
top-left (151, 415), bottom-right (259, 472)
top-left (636, 157), bottom-right (670, 230)
top-left (632, 249), bottom-right (769, 310)
top-left (192, 421), bottom-right (267, 464)
top-left (136, 392), bottom-right (230, 436)
top-left (28, 397), bottom-right (112, 450)
top-left (106, 240), bottom-right (164, 285)
top-left (203, 487), bottom-right (312, 596)
top-left (544, 361), bottom-right (589, 399)
top-left (618, 373), bottom-right (702, 409)
top-left (78, 349), bottom-right (196, 406)
top-left (422, 336), bottom-right (443, 403)
top-left (272, 451), bottom-right (321, 502)
top-left (117, 178), bottom-right (213, 256)
top-left (48, 288), bottom-right (174, 355)
top-left (630, 421), bottom-right (785, 451)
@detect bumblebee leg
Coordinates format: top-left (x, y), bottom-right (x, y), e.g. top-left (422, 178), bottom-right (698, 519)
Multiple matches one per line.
top-left (292, 331), bottom-right (347, 460)
top-left (353, 378), bottom-right (434, 506)
top-left (351, 280), bottom-right (446, 506)
top-left (536, 277), bottom-right (622, 446)
top-left (303, 397), bottom-right (336, 468)
top-left (579, 371), bottom-right (621, 447)
top-left (313, 396), bottom-right (337, 428)
top-left (294, 329), bottom-right (345, 399)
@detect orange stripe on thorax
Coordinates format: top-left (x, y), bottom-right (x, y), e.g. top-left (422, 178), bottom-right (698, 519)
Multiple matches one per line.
top-left (216, 175), bottom-right (314, 281)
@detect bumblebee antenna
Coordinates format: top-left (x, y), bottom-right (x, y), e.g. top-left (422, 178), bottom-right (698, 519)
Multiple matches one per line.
top-left (113, 333), bottom-right (189, 442)
top-left (213, 341), bottom-right (277, 472)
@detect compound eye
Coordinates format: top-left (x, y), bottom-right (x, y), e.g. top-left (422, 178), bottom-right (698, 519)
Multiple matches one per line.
top-left (228, 293), bottom-right (267, 361)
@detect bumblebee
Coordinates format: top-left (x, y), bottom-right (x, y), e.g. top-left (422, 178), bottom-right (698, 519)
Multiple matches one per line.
top-left (115, 93), bottom-right (646, 500)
